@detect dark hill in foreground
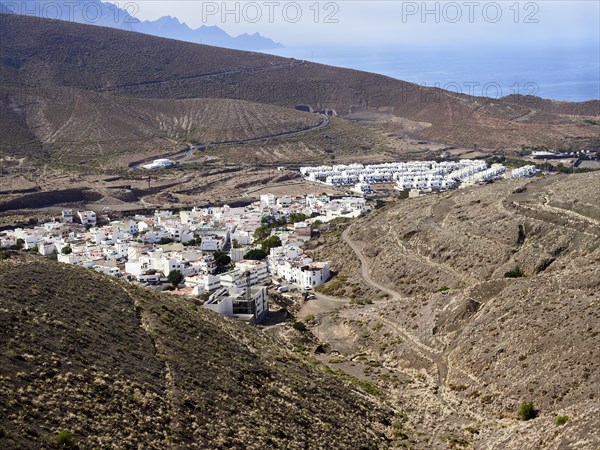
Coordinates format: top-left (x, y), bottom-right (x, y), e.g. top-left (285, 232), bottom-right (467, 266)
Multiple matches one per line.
top-left (0, 260), bottom-right (392, 449)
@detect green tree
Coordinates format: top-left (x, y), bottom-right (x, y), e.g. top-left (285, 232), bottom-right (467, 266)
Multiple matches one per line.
top-left (253, 225), bottom-right (271, 241)
top-left (167, 270), bottom-right (184, 287)
top-left (289, 212), bottom-right (308, 223)
top-left (214, 252), bottom-right (232, 273)
top-left (244, 249), bottom-right (267, 260)
top-left (261, 215), bottom-right (286, 227)
top-left (261, 235), bottom-right (282, 252)
top-left (61, 245), bottom-right (72, 255)
top-left (16, 238), bottom-right (25, 249)
top-left (159, 237), bottom-right (174, 245)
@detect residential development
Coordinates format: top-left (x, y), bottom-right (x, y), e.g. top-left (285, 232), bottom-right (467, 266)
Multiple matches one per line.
top-left (301, 159), bottom-right (511, 194)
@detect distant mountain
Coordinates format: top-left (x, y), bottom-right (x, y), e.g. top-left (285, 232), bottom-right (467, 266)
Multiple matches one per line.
top-left (0, 0), bottom-right (283, 50)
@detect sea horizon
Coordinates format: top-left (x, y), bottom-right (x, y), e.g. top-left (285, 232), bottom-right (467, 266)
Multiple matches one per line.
top-left (268, 43), bottom-right (600, 103)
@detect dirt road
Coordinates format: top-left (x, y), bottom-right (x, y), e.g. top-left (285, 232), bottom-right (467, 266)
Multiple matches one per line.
top-left (340, 225), bottom-right (450, 388)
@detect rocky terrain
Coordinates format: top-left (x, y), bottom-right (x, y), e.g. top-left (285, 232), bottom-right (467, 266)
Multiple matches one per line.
top-left (303, 172), bottom-right (600, 448)
top-left (0, 259), bottom-right (395, 449)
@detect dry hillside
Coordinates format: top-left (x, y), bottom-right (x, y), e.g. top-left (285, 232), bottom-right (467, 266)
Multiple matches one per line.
top-left (304, 172), bottom-right (600, 449)
top-left (1, 13), bottom-right (599, 164)
top-left (0, 259), bottom-right (394, 449)
top-left (1, 86), bottom-right (321, 165)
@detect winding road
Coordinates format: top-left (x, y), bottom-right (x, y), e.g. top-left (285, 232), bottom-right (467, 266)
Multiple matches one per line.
top-left (131, 114), bottom-right (329, 169)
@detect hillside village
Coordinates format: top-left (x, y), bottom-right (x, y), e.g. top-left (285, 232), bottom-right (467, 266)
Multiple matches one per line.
top-left (0, 194), bottom-right (368, 323)
top-left (0, 158), bottom-right (544, 325)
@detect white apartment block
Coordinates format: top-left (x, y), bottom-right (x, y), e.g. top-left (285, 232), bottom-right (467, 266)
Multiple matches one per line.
top-left (511, 165), bottom-right (540, 178)
top-left (301, 160), bottom-right (507, 193)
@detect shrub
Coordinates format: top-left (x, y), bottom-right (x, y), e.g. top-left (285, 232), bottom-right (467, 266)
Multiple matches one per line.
top-left (355, 379), bottom-right (380, 396)
top-left (555, 415), bottom-right (569, 426)
top-left (437, 285), bottom-right (450, 292)
top-left (61, 246), bottom-right (72, 255)
top-left (292, 321), bottom-right (307, 332)
top-left (518, 402), bottom-right (537, 421)
top-left (505, 266), bottom-right (524, 278)
top-left (0, 252), bottom-right (10, 260)
top-left (159, 237), bottom-right (174, 245)
top-left (55, 430), bottom-right (75, 448)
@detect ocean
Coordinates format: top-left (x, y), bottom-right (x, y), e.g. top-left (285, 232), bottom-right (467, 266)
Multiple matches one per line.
top-left (269, 44), bottom-right (600, 102)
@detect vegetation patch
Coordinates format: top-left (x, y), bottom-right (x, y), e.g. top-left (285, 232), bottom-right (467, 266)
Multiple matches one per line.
top-left (555, 415), bottom-right (569, 426)
top-left (518, 402), bottom-right (537, 421)
top-left (504, 267), bottom-right (524, 278)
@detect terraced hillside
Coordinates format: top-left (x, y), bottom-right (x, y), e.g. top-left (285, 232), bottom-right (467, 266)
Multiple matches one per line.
top-left (304, 172), bottom-right (600, 449)
top-left (1, 13), bottom-right (599, 164)
top-left (0, 259), bottom-right (394, 449)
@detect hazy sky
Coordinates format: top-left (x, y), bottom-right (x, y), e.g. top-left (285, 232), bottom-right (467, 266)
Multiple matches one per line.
top-left (107, 0), bottom-right (599, 48)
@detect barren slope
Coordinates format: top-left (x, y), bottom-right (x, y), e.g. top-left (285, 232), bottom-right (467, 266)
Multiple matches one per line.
top-left (0, 260), bottom-right (394, 449)
top-left (1, 85), bottom-right (322, 165)
top-left (305, 173), bottom-right (600, 449)
top-left (1, 13), bottom-right (598, 161)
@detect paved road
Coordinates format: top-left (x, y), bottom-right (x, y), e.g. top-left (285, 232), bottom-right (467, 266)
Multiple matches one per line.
top-left (131, 114), bottom-right (329, 170)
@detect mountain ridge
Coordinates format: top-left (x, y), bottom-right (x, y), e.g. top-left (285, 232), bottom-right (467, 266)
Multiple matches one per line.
top-left (0, 0), bottom-right (283, 50)
top-left (1, 13), bottom-right (598, 163)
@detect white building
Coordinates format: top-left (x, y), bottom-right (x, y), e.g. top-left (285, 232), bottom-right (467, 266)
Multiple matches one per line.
top-left (142, 158), bottom-right (175, 170)
top-left (220, 260), bottom-right (269, 289)
top-left (511, 165), bottom-right (540, 178)
top-left (77, 211), bottom-right (97, 226)
top-left (62, 209), bottom-right (73, 223)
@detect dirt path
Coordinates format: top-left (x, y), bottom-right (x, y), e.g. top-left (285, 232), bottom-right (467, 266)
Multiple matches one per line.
top-left (297, 292), bottom-right (348, 319)
top-left (341, 225), bottom-right (450, 388)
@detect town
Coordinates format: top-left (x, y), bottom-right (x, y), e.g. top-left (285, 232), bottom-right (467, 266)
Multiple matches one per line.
top-left (0, 158), bottom-right (542, 325)
top-left (0, 193), bottom-right (369, 324)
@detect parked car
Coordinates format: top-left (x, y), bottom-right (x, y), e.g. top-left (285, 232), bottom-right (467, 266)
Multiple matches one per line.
top-left (277, 286), bottom-right (289, 293)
